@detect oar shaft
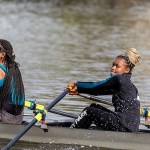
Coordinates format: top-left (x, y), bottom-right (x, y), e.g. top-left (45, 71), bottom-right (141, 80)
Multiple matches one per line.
top-left (1, 119), bottom-right (37, 150)
top-left (49, 109), bottom-right (78, 118)
top-left (78, 93), bottom-right (113, 106)
top-left (46, 88), bottom-right (69, 111)
top-left (78, 94), bottom-right (150, 118)
top-left (2, 88), bottom-right (70, 150)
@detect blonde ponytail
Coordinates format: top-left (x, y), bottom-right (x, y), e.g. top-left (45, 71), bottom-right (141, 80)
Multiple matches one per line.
top-left (116, 48), bottom-right (141, 72)
top-left (125, 48), bottom-right (141, 66)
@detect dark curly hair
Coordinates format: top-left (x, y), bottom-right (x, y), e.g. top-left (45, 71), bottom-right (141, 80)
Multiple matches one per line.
top-left (0, 39), bottom-right (25, 115)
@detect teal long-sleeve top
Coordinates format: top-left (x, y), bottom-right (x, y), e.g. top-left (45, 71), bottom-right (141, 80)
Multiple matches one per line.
top-left (0, 64), bottom-right (7, 87)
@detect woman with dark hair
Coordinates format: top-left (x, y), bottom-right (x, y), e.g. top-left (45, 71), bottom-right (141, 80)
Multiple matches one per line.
top-left (68, 48), bottom-right (141, 132)
top-left (0, 39), bottom-right (25, 124)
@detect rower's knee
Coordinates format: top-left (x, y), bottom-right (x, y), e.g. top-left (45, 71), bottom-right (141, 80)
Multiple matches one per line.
top-left (90, 103), bottom-right (97, 107)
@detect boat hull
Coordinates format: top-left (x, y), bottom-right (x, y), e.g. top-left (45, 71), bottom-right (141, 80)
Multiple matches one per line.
top-left (0, 122), bottom-right (150, 150)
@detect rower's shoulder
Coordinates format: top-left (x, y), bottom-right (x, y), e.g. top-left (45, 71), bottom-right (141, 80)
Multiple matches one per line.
top-left (113, 73), bottom-right (131, 79)
top-left (109, 74), bottom-right (130, 85)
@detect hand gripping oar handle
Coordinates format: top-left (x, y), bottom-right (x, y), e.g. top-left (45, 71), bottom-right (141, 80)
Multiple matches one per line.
top-left (78, 93), bottom-right (113, 106)
top-left (1, 88), bottom-right (71, 150)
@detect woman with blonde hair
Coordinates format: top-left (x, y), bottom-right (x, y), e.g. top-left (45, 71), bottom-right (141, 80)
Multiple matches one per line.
top-left (68, 48), bottom-right (141, 132)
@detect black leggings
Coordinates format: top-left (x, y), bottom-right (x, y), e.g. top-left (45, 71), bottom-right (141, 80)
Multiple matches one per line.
top-left (70, 103), bottom-right (130, 132)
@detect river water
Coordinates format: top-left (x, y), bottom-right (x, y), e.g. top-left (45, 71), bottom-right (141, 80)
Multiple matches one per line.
top-left (0, 0), bottom-right (150, 149)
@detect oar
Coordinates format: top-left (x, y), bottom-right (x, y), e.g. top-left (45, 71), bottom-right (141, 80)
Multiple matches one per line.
top-left (1, 88), bottom-right (71, 150)
top-left (49, 109), bottom-right (78, 118)
top-left (78, 93), bottom-right (113, 106)
top-left (24, 109), bottom-right (78, 119)
top-left (78, 93), bottom-right (150, 120)
top-left (25, 100), bottom-right (78, 119)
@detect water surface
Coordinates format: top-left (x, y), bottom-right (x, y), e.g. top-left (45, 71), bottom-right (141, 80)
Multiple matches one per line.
top-left (0, 1), bottom-right (150, 149)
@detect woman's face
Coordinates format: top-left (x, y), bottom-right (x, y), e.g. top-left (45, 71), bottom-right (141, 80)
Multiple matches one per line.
top-left (0, 44), bottom-right (5, 63)
top-left (110, 57), bottom-right (130, 75)
top-left (0, 51), bottom-right (5, 64)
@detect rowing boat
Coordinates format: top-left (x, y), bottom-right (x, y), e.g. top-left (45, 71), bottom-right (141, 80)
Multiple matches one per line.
top-left (1, 95), bottom-right (150, 150)
top-left (0, 119), bottom-right (150, 150)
